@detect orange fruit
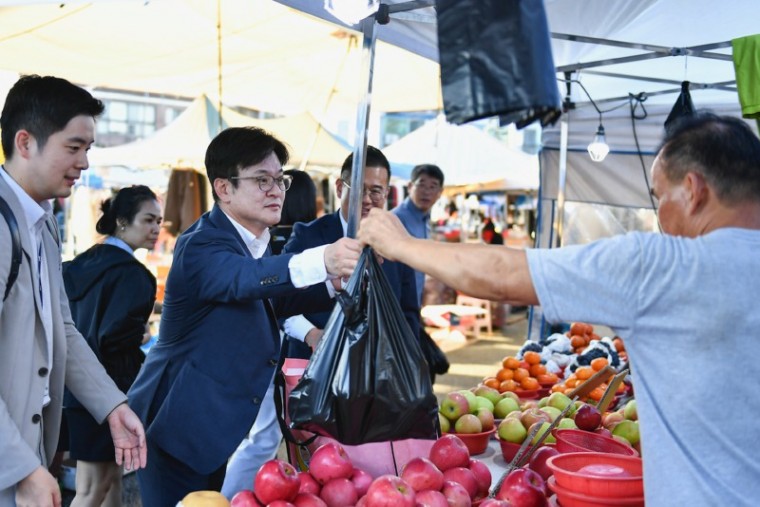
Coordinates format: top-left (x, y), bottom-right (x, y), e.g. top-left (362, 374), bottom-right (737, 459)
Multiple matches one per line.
top-left (513, 367), bottom-right (530, 383)
top-left (499, 379), bottom-right (518, 393)
top-left (588, 387), bottom-right (605, 401)
top-left (551, 384), bottom-right (565, 393)
top-left (590, 357), bottom-right (609, 372)
top-left (502, 356), bottom-right (521, 370)
top-left (496, 368), bottom-right (514, 382)
top-left (570, 335), bottom-right (586, 349)
top-left (529, 363), bottom-right (547, 377)
top-left (569, 322), bottom-right (586, 336)
top-left (613, 337), bottom-right (625, 352)
top-left (521, 377), bottom-right (539, 390)
top-left (483, 377), bottom-right (501, 390)
top-left (536, 373), bottom-right (557, 385)
top-left (575, 366), bottom-right (594, 380)
top-left (523, 351), bottom-right (541, 365)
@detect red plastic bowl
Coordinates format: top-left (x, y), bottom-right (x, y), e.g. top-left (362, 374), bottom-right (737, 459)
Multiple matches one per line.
top-left (516, 389), bottom-right (540, 400)
top-left (546, 452), bottom-right (643, 498)
top-left (444, 428), bottom-right (496, 455)
top-left (553, 429), bottom-right (639, 457)
top-left (548, 476), bottom-right (645, 507)
top-left (497, 438), bottom-right (555, 465)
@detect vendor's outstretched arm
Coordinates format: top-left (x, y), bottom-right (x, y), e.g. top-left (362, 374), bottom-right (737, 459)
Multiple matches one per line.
top-left (358, 209), bottom-right (538, 305)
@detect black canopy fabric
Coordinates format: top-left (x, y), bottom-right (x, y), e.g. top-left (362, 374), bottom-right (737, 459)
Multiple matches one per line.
top-left (436, 0), bottom-right (561, 129)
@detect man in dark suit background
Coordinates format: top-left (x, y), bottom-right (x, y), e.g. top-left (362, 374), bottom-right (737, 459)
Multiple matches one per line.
top-left (281, 146), bottom-right (420, 357)
top-left (127, 127), bottom-right (361, 506)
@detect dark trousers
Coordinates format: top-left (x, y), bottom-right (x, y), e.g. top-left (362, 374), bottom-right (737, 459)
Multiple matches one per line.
top-left (137, 437), bottom-right (226, 507)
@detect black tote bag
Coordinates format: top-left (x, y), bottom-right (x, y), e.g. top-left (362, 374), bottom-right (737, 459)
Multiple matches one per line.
top-left (287, 248), bottom-right (439, 445)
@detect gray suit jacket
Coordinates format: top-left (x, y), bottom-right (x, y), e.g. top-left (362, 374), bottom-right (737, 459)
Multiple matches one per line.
top-left (0, 176), bottom-right (126, 492)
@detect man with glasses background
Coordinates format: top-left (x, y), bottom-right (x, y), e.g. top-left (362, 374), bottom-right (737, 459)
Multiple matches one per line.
top-left (392, 164), bottom-right (448, 382)
top-left (281, 146), bottom-right (420, 359)
top-left (127, 127), bottom-right (361, 506)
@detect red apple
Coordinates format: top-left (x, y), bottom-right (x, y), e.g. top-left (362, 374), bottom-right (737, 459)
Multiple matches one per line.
top-left (254, 459), bottom-right (300, 505)
top-left (527, 446), bottom-right (560, 482)
top-left (429, 434), bottom-right (470, 472)
top-left (364, 475), bottom-right (416, 507)
top-left (476, 407), bottom-right (496, 432)
top-left (351, 467), bottom-right (373, 497)
top-left (440, 480), bottom-right (472, 507)
top-left (593, 427), bottom-right (612, 438)
top-left (479, 500), bottom-right (513, 507)
top-left (574, 404), bottom-right (602, 431)
top-left (356, 496), bottom-right (367, 507)
top-left (495, 468), bottom-right (547, 507)
top-left (415, 489), bottom-right (449, 507)
top-left (319, 478), bottom-right (358, 507)
top-left (293, 493), bottom-right (328, 507)
top-left (442, 467), bottom-right (479, 499)
top-left (468, 459), bottom-right (492, 498)
top-left (400, 457), bottom-right (445, 492)
top-left (267, 502), bottom-right (296, 507)
top-left (519, 408), bottom-right (551, 432)
top-left (298, 472), bottom-right (321, 496)
top-left (308, 442), bottom-right (354, 485)
top-left (230, 490), bottom-right (263, 507)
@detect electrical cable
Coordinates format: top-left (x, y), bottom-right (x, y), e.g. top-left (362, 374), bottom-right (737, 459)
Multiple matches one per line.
top-left (628, 93), bottom-right (659, 213)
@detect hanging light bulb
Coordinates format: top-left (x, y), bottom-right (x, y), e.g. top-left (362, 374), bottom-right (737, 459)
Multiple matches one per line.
top-left (325, 0), bottom-right (380, 25)
top-left (587, 123), bottom-right (609, 162)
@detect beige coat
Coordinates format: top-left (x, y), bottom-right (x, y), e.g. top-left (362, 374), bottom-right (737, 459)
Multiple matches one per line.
top-left (0, 178), bottom-right (126, 492)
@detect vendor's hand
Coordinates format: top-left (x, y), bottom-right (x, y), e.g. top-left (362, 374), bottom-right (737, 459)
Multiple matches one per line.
top-left (106, 403), bottom-right (147, 471)
top-left (324, 237), bottom-right (361, 279)
top-left (358, 209), bottom-right (410, 261)
top-left (304, 328), bottom-right (324, 351)
top-left (16, 466), bottom-right (61, 507)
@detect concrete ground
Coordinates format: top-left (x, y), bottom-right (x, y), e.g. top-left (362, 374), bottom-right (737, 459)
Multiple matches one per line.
top-left (61, 313), bottom-right (530, 506)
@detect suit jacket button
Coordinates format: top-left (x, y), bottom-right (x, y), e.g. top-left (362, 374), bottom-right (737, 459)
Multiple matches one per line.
top-left (31, 414), bottom-right (41, 423)
top-left (38, 367), bottom-right (49, 377)
top-left (252, 397), bottom-right (261, 405)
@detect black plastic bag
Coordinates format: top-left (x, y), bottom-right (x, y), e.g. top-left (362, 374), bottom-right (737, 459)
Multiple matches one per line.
top-left (437, 0), bottom-right (561, 129)
top-left (419, 328), bottom-right (450, 376)
top-left (287, 248), bottom-right (439, 445)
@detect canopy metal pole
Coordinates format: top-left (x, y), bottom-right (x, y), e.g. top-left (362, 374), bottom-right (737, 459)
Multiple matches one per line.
top-left (554, 116), bottom-right (569, 248)
top-left (346, 16), bottom-right (378, 239)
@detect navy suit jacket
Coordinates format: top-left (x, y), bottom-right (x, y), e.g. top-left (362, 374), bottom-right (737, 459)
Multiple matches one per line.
top-left (281, 211), bottom-right (420, 357)
top-left (127, 205), bottom-right (331, 474)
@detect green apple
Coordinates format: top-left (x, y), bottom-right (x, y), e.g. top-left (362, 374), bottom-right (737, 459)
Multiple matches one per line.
top-left (498, 417), bottom-right (527, 444)
top-left (457, 390), bottom-right (478, 413)
top-left (623, 399), bottom-right (638, 421)
top-left (612, 419), bottom-right (640, 445)
top-left (493, 397), bottom-right (520, 419)
top-left (547, 392), bottom-right (575, 416)
top-left (454, 413), bottom-right (483, 434)
top-left (557, 417), bottom-right (577, 430)
top-left (472, 396), bottom-right (495, 413)
top-left (474, 385), bottom-right (503, 407)
top-left (440, 392), bottom-right (470, 422)
top-left (539, 406), bottom-right (562, 422)
top-left (500, 391), bottom-right (520, 404)
top-left (537, 396), bottom-right (549, 408)
top-left (529, 421), bottom-right (556, 445)
top-left (438, 412), bottom-right (451, 433)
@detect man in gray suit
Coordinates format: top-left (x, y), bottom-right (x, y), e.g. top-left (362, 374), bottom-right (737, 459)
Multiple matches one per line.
top-left (0, 75), bottom-right (147, 506)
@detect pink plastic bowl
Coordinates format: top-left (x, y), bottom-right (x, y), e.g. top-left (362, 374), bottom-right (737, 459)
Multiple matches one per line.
top-left (444, 428), bottom-right (496, 455)
top-left (553, 429), bottom-right (639, 457)
top-left (546, 452), bottom-right (643, 498)
top-left (548, 476), bottom-right (645, 507)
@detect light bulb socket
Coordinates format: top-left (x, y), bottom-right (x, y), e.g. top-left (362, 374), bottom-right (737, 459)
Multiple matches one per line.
top-left (587, 123), bottom-right (609, 162)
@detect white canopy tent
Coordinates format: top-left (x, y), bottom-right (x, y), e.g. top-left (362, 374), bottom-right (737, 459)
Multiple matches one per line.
top-left (88, 95), bottom-right (350, 173)
top-left (383, 116), bottom-right (538, 190)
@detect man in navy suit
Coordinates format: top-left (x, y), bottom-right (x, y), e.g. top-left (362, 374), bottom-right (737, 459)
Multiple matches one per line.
top-left (281, 146), bottom-right (420, 357)
top-left (127, 127), bottom-right (361, 506)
